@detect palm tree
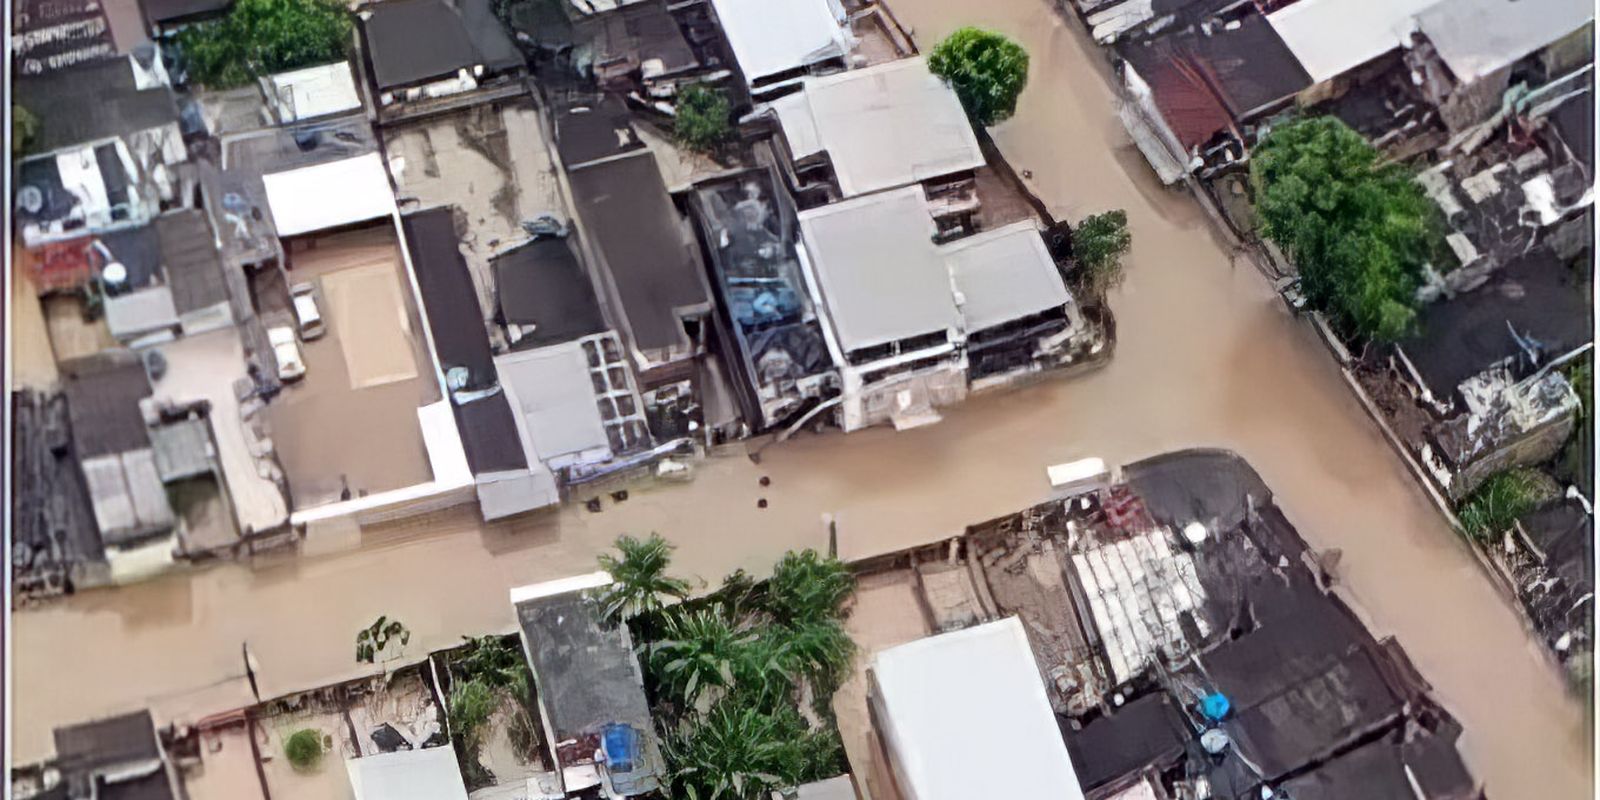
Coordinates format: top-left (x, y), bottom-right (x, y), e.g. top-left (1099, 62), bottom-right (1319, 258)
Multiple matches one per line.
top-left (764, 550), bottom-right (853, 626)
top-left (663, 696), bottom-right (841, 800)
top-left (597, 533), bottom-right (693, 622)
top-left (648, 609), bottom-right (762, 713)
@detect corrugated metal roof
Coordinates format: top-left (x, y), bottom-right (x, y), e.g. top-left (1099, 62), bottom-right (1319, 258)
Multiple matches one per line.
top-left (710, 0), bottom-right (849, 85)
top-left (1415, 0), bottom-right (1594, 84)
top-left (944, 220), bottom-right (1071, 333)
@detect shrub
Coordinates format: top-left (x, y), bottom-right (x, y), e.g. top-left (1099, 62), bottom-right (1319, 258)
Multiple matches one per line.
top-left (450, 678), bottom-right (496, 752)
top-left (455, 634), bottom-right (528, 691)
top-left (1458, 468), bottom-right (1558, 541)
top-left (927, 27), bottom-right (1029, 127)
top-left (663, 695), bottom-right (843, 800)
top-left (675, 84), bottom-right (732, 153)
top-left (647, 609), bottom-right (760, 712)
top-left (284, 729), bottom-right (323, 770)
top-left (765, 550), bottom-right (852, 626)
top-left (13, 105), bottom-right (38, 156)
top-left (1073, 210), bottom-right (1132, 296)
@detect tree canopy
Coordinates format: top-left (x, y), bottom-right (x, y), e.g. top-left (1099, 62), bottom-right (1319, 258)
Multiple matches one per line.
top-left (176, 0), bottom-right (352, 89)
top-left (675, 84), bottom-right (732, 153)
top-left (1251, 116), bottom-right (1448, 342)
top-left (597, 533), bottom-right (693, 622)
top-left (1073, 209), bottom-right (1132, 295)
top-left (927, 27), bottom-right (1029, 127)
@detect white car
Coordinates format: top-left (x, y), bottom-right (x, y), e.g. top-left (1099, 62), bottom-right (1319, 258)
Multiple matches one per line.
top-left (290, 282), bottom-right (326, 340)
top-left (269, 326), bottom-right (306, 381)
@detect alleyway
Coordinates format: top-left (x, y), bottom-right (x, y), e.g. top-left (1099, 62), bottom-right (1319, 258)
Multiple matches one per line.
top-left (12, 0), bottom-right (1591, 795)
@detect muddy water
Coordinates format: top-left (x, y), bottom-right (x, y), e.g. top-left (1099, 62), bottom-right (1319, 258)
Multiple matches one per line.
top-left (13, 2), bottom-right (1592, 795)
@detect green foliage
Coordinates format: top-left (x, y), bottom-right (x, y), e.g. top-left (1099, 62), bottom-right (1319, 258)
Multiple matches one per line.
top-left (648, 609), bottom-right (761, 712)
top-left (284, 729), bottom-right (323, 770)
top-left (450, 678), bottom-right (496, 751)
top-left (355, 616), bottom-right (410, 663)
top-left (1252, 116), bottom-right (1448, 342)
top-left (455, 635), bottom-right (529, 692)
top-left (1073, 210), bottom-right (1132, 295)
top-left (663, 697), bottom-right (843, 800)
top-left (1561, 357), bottom-right (1593, 488)
top-left (176, 0), bottom-right (352, 89)
top-left (764, 549), bottom-right (852, 626)
top-left (675, 84), bottom-right (732, 153)
top-left (770, 617), bottom-right (853, 693)
top-left (13, 105), bottom-right (39, 156)
top-left (1458, 468), bottom-right (1558, 541)
top-left (598, 533), bottom-right (693, 622)
top-left (927, 27), bottom-right (1029, 127)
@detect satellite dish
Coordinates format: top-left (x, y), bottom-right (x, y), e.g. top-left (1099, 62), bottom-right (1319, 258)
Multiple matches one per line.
top-left (102, 262), bottom-right (128, 286)
top-left (17, 185), bottom-right (44, 214)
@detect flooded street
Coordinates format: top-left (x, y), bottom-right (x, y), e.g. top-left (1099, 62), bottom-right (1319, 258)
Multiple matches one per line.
top-left (13, 0), bottom-right (1592, 795)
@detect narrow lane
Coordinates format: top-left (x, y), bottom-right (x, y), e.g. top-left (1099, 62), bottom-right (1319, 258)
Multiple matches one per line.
top-left (14, 2), bottom-right (1591, 794)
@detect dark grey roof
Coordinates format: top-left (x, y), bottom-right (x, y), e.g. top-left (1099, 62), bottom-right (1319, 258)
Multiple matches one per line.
top-left (61, 353), bottom-right (153, 458)
top-left (54, 711), bottom-right (161, 772)
top-left (362, 0), bottom-right (521, 90)
top-left (1518, 497), bottom-right (1592, 569)
top-left (566, 149), bottom-right (708, 354)
top-left (1275, 736), bottom-right (1417, 800)
top-left (1401, 249), bottom-right (1592, 403)
top-left (12, 0), bottom-right (119, 76)
top-left (1549, 86), bottom-right (1594, 172)
top-left (514, 590), bottom-right (658, 784)
top-left (401, 207), bottom-right (495, 386)
top-left (554, 95), bottom-right (647, 168)
top-left (143, 0), bottom-right (231, 25)
top-left (99, 224), bottom-right (165, 289)
top-left (14, 55), bottom-right (180, 153)
top-left (156, 211), bottom-right (229, 314)
top-left (1060, 693), bottom-right (1189, 790)
top-left (455, 395), bottom-right (528, 474)
top-left (493, 237), bottom-right (607, 348)
top-left (576, 1), bottom-right (698, 76)
top-left (12, 391), bottom-right (107, 575)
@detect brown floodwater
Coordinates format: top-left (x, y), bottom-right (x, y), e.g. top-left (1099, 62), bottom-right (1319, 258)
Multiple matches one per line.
top-left (13, 1), bottom-right (1593, 795)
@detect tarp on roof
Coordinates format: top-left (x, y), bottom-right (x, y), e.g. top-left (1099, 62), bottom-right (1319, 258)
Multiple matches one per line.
top-left (1415, 0), bottom-right (1594, 84)
top-left (1266, 0), bottom-right (1435, 84)
top-left (494, 342), bottom-right (611, 467)
top-left (944, 221), bottom-right (1071, 332)
top-left (872, 617), bottom-right (1087, 800)
top-left (346, 747), bottom-right (469, 800)
top-left (797, 186), bottom-right (960, 353)
top-left (777, 58), bottom-right (985, 198)
top-left (710, 0), bottom-right (849, 85)
top-left (262, 153), bottom-right (396, 237)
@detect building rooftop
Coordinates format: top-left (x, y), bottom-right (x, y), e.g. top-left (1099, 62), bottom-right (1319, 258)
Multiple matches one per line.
top-left (554, 94), bottom-right (648, 168)
top-left (1265, 0), bottom-right (1434, 84)
top-left (1415, 0), bottom-right (1593, 85)
top-left (492, 237), bottom-right (608, 348)
top-left (362, 0), bottom-right (521, 90)
top-left (574, 1), bottom-right (699, 79)
top-left (453, 394), bottom-right (529, 475)
top-left (511, 574), bottom-right (661, 795)
top-left (142, 0), bottom-right (230, 24)
top-left (1400, 249), bottom-right (1592, 405)
top-left (565, 149), bottom-right (709, 355)
top-left (14, 53), bottom-right (179, 153)
top-left (266, 61), bottom-right (363, 122)
top-left (402, 207), bottom-right (495, 388)
top-left (709, 0), bottom-right (850, 88)
top-left (944, 221), bottom-right (1071, 333)
top-left (872, 617), bottom-right (1088, 800)
top-left (495, 342), bottom-right (612, 467)
top-left (346, 746), bottom-right (470, 800)
top-left (156, 210), bottom-right (231, 317)
top-left (1060, 693), bottom-right (1190, 791)
top-left (62, 353), bottom-right (154, 459)
top-left (798, 186), bottom-right (960, 353)
top-left (773, 57), bottom-right (986, 198)
top-left (1547, 85), bottom-right (1594, 172)
top-left (261, 152), bottom-right (397, 237)
top-left (1117, 9), bottom-right (1309, 148)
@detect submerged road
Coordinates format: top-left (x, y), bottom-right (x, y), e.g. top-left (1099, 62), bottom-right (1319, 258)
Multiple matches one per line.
top-left (13, 0), bottom-right (1591, 793)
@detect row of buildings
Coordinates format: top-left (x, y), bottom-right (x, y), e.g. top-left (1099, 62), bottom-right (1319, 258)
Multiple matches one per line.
top-left (11, 0), bottom-right (1105, 596)
top-left (11, 451), bottom-right (1487, 800)
top-left (1075, 0), bottom-right (1594, 679)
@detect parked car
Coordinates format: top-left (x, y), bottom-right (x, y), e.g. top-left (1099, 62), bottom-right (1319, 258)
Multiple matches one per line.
top-left (290, 282), bottom-right (326, 340)
top-left (269, 326), bottom-right (306, 381)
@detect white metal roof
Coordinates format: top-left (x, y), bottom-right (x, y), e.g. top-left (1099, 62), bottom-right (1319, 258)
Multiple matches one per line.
top-left (710, 0), bottom-right (850, 85)
top-left (1266, 0), bottom-right (1435, 84)
top-left (943, 220), bottom-right (1070, 332)
top-left (346, 747), bottom-right (469, 800)
top-left (1414, 0), bottom-right (1594, 84)
top-left (262, 152), bottom-right (397, 236)
top-left (494, 341), bottom-right (611, 467)
top-left (871, 617), bottom-right (1086, 800)
top-left (782, 58), bottom-right (985, 198)
top-left (798, 186), bottom-right (961, 353)
top-left (267, 61), bottom-right (362, 122)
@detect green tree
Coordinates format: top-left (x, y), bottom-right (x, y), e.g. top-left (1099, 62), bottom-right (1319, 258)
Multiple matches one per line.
top-left (764, 549), bottom-right (852, 626)
top-left (597, 533), bottom-right (693, 622)
top-left (647, 609), bottom-right (765, 713)
top-left (675, 84), bottom-right (732, 153)
top-left (1251, 116), bottom-right (1448, 342)
top-left (927, 27), bottom-right (1029, 127)
top-left (13, 105), bottom-right (39, 157)
top-left (176, 0), bottom-right (352, 89)
top-left (455, 634), bottom-right (529, 692)
top-left (1073, 210), bottom-right (1132, 295)
top-left (284, 729), bottom-right (323, 770)
top-left (662, 697), bottom-right (844, 800)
